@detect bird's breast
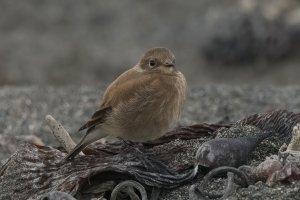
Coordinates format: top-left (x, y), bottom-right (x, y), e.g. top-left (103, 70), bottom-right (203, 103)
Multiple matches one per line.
top-left (103, 72), bottom-right (187, 142)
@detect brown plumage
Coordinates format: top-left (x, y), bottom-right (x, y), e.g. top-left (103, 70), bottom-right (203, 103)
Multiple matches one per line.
top-left (65, 47), bottom-right (187, 160)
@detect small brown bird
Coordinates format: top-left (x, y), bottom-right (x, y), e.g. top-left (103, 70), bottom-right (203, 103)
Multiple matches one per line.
top-left (65, 47), bottom-right (187, 159)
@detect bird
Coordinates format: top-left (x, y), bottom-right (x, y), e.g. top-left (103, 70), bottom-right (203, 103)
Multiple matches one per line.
top-left (65, 47), bottom-right (187, 160)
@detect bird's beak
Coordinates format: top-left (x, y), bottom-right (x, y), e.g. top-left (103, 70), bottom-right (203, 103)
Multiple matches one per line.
top-left (164, 60), bottom-right (175, 67)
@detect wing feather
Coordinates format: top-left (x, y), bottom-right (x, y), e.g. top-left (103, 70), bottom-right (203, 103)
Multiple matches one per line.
top-left (78, 106), bottom-right (112, 132)
top-left (79, 68), bottom-right (162, 133)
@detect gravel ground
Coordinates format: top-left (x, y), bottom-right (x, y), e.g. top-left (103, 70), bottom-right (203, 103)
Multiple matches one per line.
top-left (1, 85), bottom-right (300, 199)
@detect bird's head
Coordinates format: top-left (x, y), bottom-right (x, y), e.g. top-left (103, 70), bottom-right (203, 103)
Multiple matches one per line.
top-left (139, 47), bottom-right (176, 74)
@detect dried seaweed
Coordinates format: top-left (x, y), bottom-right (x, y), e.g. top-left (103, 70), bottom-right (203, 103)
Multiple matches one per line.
top-left (190, 167), bottom-right (250, 200)
top-left (0, 142), bottom-right (198, 199)
top-left (1, 109), bottom-right (300, 199)
top-left (238, 109), bottom-right (300, 141)
top-left (143, 123), bottom-right (229, 146)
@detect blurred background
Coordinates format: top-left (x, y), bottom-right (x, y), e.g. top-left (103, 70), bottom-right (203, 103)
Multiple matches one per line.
top-left (1, 0), bottom-right (300, 86)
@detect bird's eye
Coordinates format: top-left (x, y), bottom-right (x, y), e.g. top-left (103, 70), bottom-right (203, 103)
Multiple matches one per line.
top-left (149, 59), bottom-right (156, 67)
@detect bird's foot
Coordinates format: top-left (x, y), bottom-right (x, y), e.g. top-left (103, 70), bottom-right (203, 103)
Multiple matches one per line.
top-left (121, 139), bottom-right (175, 175)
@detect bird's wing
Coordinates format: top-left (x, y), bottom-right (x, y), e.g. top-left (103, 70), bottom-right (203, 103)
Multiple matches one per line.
top-left (78, 106), bottom-right (112, 132)
top-left (79, 68), bottom-right (155, 133)
top-left (100, 67), bottom-right (155, 108)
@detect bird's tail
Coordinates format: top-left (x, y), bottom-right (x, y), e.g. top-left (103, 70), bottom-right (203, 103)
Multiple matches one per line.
top-left (64, 128), bottom-right (108, 160)
top-left (64, 139), bottom-right (88, 160)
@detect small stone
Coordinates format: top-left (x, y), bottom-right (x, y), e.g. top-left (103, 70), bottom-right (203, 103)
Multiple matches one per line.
top-left (252, 192), bottom-right (263, 198)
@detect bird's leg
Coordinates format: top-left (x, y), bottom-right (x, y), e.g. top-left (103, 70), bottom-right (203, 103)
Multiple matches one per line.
top-left (121, 139), bottom-right (145, 153)
top-left (121, 139), bottom-right (156, 170)
top-left (121, 139), bottom-right (175, 174)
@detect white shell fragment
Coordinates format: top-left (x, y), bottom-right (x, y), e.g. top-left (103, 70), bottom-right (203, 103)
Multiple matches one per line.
top-left (45, 115), bottom-right (84, 155)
